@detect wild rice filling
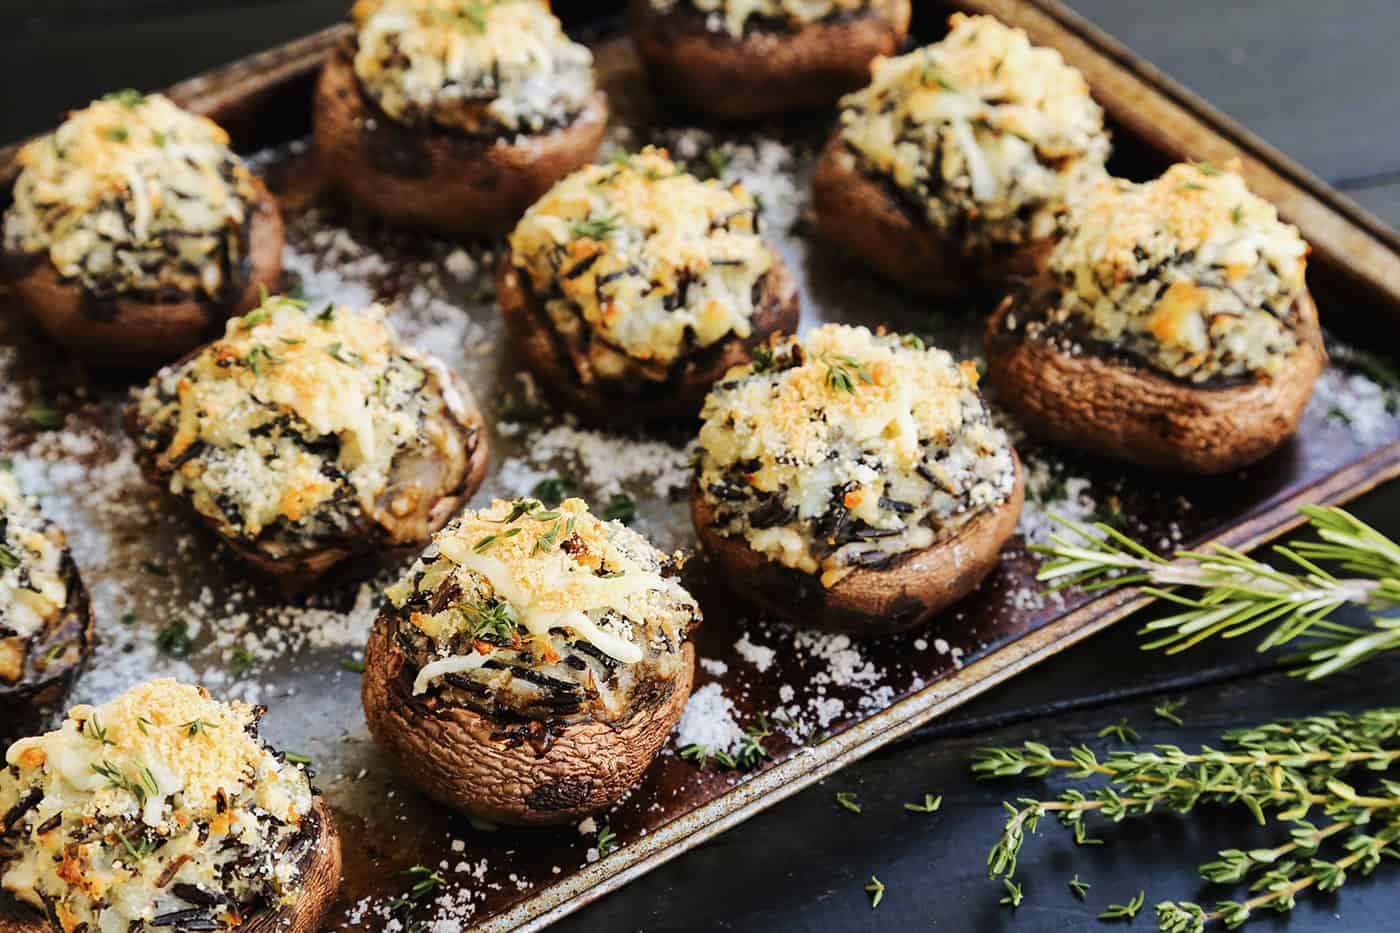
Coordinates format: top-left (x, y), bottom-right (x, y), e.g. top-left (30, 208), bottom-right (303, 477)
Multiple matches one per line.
top-left (129, 297), bottom-right (472, 557)
top-left (836, 13), bottom-right (1109, 253)
top-left (1031, 162), bottom-right (1310, 383)
top-left (351, 0), bottom-right (596, 136)
top-left (0, 471), bottom-right (74, 688)
top-left (3, 91), bottom-right (258, 301)
top-left (648, 0), bottom-right (873, 37)
top-left (697, 324), bottom-right (1016, 587)
top-left (0, 680), bottom-right (315, 933)
top-left (386, 498), bottom-right (698, 723)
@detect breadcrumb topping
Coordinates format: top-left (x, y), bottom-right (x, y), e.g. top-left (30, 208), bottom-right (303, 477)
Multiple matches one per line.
top-left (1, 680), bottom-right (313, 933)
top-left (4, 92), bottom-right (258, 299)
top-left (351, 0), bottom-right (595, 134)
top-left (1043, 161), bottom-right (1310, 381)
top-left (697, 324), bottom-right (1015, 585)
top-left (509, 147), bottom-right (772, 376)
top-left (838, 13), bottom-right (1109, 251)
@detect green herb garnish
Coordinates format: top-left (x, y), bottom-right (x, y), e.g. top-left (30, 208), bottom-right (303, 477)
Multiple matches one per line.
top-left (1068, 875), bottom-right (1090, 900)
top-left (595, 825), bottom-right (618, 857)
top-left (103, 89), bottom-right (145, 109)
top-left (156, 621), bottom-right (191, 657)
top-left (339, 657), bottom-right (366, 673)
top-left (835, 791), bottom-right (862, 814)
top-left (1153, 698), bottom-right (1187, 726)
top-left (102, 125), bottom-right (130, 143)
top-left (284, 751), bottom-right (313, 765)
top-left (571, 215), bottom-right (620, 240)
top-left (904, 793), bottom-right (943, 813)
top-left (1098, 890), bottom-right (1145, 921)
top-left (1096, 719), bottom-right (1139, 744)
top-left (865, 875), bottom-right (885, 909)
top-left (820, 352), bottom-right (873, 394)
top-left (183, 718), bottom-right (215, 739)
top-left (531, 475), bottom-right (574, 505)
top-left (602, 494), bottom-right (636, 525)
top-left (326, 342), bottom-right (362, 367)
top-left (26, 398), bottom-right (62, 430)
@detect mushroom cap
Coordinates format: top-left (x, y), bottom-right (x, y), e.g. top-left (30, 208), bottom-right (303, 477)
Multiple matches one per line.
top-left (628, 0), bottom-right (911, 119)
top-left (0, 557), bottom-right (94, 747)
top-left (985, 286), bottom-right (1326, 474)
top-left (690, 453), bottom-right (1025, 635)
top-left (0, 796), bottom-right (340, 933)
top-left (313, 47), bottom-right (607, 236)
top-left (362, 615), bottom-right (695, 826)
top-left (812, 135), bottom-right (1049, 297)
top-left (6, 177), bottom-right (282, 369)
top-left (122, 351), bottom-right (490, 592)
top-left (495, 250), bottom-right (800, 425)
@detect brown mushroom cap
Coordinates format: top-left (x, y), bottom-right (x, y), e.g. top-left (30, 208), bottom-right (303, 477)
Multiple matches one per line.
top-left (811, 135), bottom-right (1049, 297)
top-left (0, 559), bottom-right (94, 746)
top-left (628, 0), bottom-right (911, 119)
top-left (690, 453), bottom-right (1025, 635)
top-left (362, 616), bottom-right (695, 826)
top-left (0, 797), bottom-right (341, 933)
top-left (495, 250), bottom-right (800, 425)
top-left (313, 48), bottom-right (608, 236)
top-left (6, 177), bottom-right (282, 370)
top-left (122, 355), bottom-right (490, 591)
top-left (985, 287), bottom-right (1326, 475)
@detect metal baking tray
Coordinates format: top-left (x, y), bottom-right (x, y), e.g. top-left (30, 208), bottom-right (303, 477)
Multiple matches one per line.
top-left (4, 1), bottom-right (1400, 929)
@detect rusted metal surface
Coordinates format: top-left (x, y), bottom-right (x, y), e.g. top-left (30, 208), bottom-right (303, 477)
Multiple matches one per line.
top-left (2, 3), bottom-right (1399, 931)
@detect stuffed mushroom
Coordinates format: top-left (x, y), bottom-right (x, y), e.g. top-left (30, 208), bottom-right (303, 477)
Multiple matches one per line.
top-left (2, 91), bottom-right (283, 368)
top-left (0, 679), bottom-right (341, 933)
top-left (313, 0), bottom-right (608, 235)
top-left (498, 147), bottom-right (799, 424)
top-left (362, 497), bottom-right (700, 825)
top-left (812, 13), bottom-right (1110, 296)
top-left (691, 323), bottom-right (1023, 635)
top-left (628, 0), bottom-right (912, 119)
top-left (0, 471), bottom-right (93, 744)
top-left (985, 162), bottom-right (1323, 475)
top-left (124, 295), bottom-right (489, 588)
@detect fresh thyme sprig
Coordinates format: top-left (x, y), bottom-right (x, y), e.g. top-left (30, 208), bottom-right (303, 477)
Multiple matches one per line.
top-left (1032, 506), bottom-right (1400, 679)
top-left (819, 352), bottom-right (874, 394)
top-left (975, 709), bottom-right (1400, 930)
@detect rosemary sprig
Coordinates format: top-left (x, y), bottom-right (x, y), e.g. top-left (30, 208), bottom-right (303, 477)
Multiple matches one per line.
top-left (1032, 506), bottom-right (1400, 679)
top-left (976, 709), bottom-right (1400, 930)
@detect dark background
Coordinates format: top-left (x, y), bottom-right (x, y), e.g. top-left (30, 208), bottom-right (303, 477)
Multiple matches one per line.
top-left (4, 2), bottom-right (1399, 930)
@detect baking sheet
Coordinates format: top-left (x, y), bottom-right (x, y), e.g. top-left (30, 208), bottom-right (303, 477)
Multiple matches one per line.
top-left (3, 8), bottom-right (1400, 932)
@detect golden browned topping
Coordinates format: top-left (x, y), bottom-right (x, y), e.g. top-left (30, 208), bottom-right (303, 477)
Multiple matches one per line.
top-left (649, 0), bottom-right (871, 37)
top-left (131, 295), bottom-right (471, 550)
top-left (838, 13), bottom-right (1109, 251)
top-left (1042, 162), bottom-right (1310, 381)
top-left (4, 92), bottom-right (259, 299)
top-left (1, 680), bottom-right (313, 933)
top-left (351, 0), bottom-right (595, 133)
top-left (508, 147), bottom-right (772, 377)
top-left (697, 324), bottom-right (1015, 586)
top-left (386, 498), bottom-right (698, 719)
top-left (0, 471), bottom-right (70, 686)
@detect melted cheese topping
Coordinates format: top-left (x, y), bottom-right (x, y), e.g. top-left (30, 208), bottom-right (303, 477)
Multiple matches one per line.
top-left (509, 147), bottom-right (772, 376)
top-left (351, 0), bottom-right (595, 133)
top-left (1042, 162), bottom-right (1310, 381)
top-left (649, 0), bottom-right (870, 37)
top-left (132, 296), bottom-right (467, 547)
top-left (838, 13), bottom-right (1109, 251)
top-left (0, 680), bottom-right (313, 933)
top-left (0, 472), bottom-right (70, 686)
top-left (697, 324), bottom-right (1015, 585)
top-left (4, 92), bottom-right (258, 298)
top-left (387, 498), bottom-right (697, 717)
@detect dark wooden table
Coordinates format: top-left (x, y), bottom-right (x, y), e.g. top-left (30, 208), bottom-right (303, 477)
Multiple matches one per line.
top-left (4, 2), bottom-right (1398, 930)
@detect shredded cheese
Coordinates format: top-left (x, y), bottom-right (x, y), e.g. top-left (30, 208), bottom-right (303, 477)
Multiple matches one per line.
top-left (837, 13), bottom-right (1109, 251)
top-left (4, 92), bottom-right (258, 299)
top-left (351, 0), bottom-right (595, 133)
top-left (697, 324), bottom-right (1015, 585)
